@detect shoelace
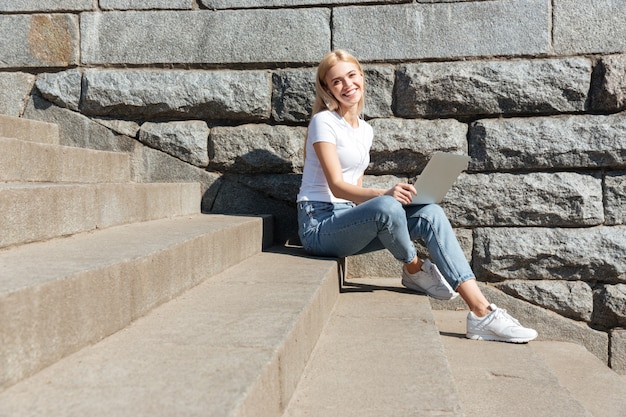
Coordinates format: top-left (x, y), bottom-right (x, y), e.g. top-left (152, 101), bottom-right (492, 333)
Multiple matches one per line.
top-left (492, 308), bottom-right (522, 326)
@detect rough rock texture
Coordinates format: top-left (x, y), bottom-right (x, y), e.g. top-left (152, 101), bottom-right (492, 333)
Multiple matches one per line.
top-left (363, 65), bottom-right (395, 119)
top-left (495, 280), bottom-right (594, 322)
top-left (591, 54), bottom-right (626, 112)
top-left (473, 226), bottom-right (626, 283)
top-left (35, 69), bottom-right (82, 111)
top-left (605, 171), bottom-right (626, 225)
top-left (395, 58), bottom-right (591, 118)
top-left (0, 72), bottom-right (36, 116)
top-left (593, 284), bottom-right (626, 328)
top-left (209, 124), bottom-right (305, 173)
top-left (469, 113), bottom-right (626, 170)
top-left (445, 172), bottom-right (604, 227)
top-left (333, 1), bottom-right (550, 60)
top-left (272, 69), bottom-right (316, 123)
top-left (80, 9), bottom-right (331, 65)
top-left (610, 329), bottom-right (626, 375)
top-left (81, 70), bottom-right (272, 121)
top-left (100, 0), bottom-right (192, 10)
top-left (24, 94), bottom-right (136, 153)
top-left (139, 121), bottom-right (209, 168)
top-left (368, 118), bottom-right (467, 174)
top-left (0, 1), bottom-right (92, 11)
top-left (553, 0), bottom-right (626, 54)
top-left (0, 14), bottom-right (79, 68)
top-left (130, 144), bottom-right (220, 197)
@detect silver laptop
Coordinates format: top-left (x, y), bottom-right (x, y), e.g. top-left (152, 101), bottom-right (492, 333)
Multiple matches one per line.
top-left (408, 152), bottom-right (470, 205)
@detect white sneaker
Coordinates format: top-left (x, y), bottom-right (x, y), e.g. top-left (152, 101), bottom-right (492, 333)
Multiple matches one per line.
top-left (401, 259), bottom-right (459, 300)
top-left (466, 303), bottom-right (538, 343)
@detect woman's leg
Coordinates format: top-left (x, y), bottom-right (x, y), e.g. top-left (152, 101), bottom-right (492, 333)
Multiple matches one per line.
top-left (456, 279), bottom-right (490, 317)
top-left (404, 204), bottom-right (499, 316)
top-left (298, 197), bottom-right (417, 262)
top-left (404, 203), bottom-right (474, 290)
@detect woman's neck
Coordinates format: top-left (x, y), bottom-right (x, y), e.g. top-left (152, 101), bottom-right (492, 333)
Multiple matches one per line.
top-left (337, 106), bottom-right (359, 128)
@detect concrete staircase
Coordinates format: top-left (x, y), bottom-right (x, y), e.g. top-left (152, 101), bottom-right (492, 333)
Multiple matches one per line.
top-left (1, 115), bottom-right (625, 416)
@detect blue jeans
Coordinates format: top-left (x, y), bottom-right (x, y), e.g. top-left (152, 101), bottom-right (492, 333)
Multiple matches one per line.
top-left (297, 196), bottom-right (474, 290)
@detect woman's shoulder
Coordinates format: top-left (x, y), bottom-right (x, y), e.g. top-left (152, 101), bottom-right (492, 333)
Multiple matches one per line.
top-left (311, 109), bottom-right (335, 120)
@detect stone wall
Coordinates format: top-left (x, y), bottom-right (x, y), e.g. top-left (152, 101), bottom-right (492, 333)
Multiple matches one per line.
top-left (1, 0), bottom-right (625, 370)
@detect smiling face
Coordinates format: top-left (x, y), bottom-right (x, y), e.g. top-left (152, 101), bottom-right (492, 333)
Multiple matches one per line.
top-left (323, 60), bottom-right (364, 114)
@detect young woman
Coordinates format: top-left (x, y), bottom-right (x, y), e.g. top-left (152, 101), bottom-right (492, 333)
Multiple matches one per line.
top-left (296, 50), bottom-right (538, 343)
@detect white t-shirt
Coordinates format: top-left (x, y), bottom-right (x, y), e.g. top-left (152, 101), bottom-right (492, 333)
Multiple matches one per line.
top-left (296, 110), bottom-right (374, 203)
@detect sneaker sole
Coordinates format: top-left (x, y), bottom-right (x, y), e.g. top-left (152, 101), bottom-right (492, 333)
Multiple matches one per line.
top-left (401, 277), bottom-right (459, 301)
top-left (466, 333), bottom-right (536, 344)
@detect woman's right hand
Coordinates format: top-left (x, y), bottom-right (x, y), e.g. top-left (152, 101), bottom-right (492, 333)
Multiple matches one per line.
top-left (385, 183), bottom-right (417, 205)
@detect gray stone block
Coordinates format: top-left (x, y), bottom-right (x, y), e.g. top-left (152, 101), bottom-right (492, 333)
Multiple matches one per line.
top-left (605, 171), bottom-right (626, 225)
top-left (368, 118), bottom-right (467, 175)
top-left (81, 69), bottom-right (272, 121)
top-left (35, 69), bottom-right (82, 111)
top-left (100, 0), bottom-right (192, 10)
top-left (363, 65), bottom-right (395, 119)
top-left (272, 69), bottom-right (316, 123)
top-left (209, 124), bottom-right (306, 173)
top-left (139, 121), bottom-right (209, 168)
top-left (445, 172), bottom-right (604, 227)
top-left (91, 117), bottom-right (141, 138)
top-left (610, 328), bottom-right (626, 375)
top-left (591, 54), bottom-right (626, 113)
top-left (0, 72), bottom-right (36, 116)
top-left (495, 280), bottom-right (594, 322)
top-left (0, 0), bottom-right (92, 11)
top-left (0, 14), bottom-right (79, 68)
top-left (24, 94), bottom-right (136, 152)
top-left (395, 58), bottom-right (590, 118)
top-left (234, 173), bottom-right (302, 204)
top-left (469, 113), bottom-right (626, 170)
top-left (209, 177), bottom-right (298, 244)
top-left (554, 0), bottom-right (626, 54)
top-left (201, 0), bottom-right (394, 8)
top-left (80, 9), bottom-right (330, 65)
top-left (131, 145), bottom-right (219, 197)
top-left (333, 0), bottom-right (550, 61)
top-left (593, 284), bottom-right (626, 327)
top-left (473, 226), bottom-right (626, 284)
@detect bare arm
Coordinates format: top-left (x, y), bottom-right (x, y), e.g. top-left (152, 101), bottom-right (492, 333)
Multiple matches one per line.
top-left (313, 141), bottom-right (416, 205)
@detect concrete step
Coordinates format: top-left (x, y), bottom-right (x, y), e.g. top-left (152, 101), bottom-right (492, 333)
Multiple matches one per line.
top-left (0, 214), bottom-right (268, 391)
top-left (0, 136), bottom-right (131, 183)
top-left (283, 278), bottom-right (464, 417)
top-left (432, 309), bottom-right (626, 417)
top-left (0, 114), bottom-right (59, 144)
top-left (0, 248), bottom-right (339, 417)
top-left (530, 340), bottom-right (626, 417)
top-left (0, 182), bottom-right (201, 249)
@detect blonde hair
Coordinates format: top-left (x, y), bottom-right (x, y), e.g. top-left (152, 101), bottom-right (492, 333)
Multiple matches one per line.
top-left (311, 49), bottom-right (365, 116)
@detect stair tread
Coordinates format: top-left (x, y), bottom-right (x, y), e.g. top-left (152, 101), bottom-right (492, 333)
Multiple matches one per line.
top-left (0, 214), bottom-right (267, 391)
top-left (0, 136), bottom-right (130, 183)
top-left (0, 115), bottom-right (59, 144)
top-left (283, 278), bottom-right (464, 417)
top-left (0, 182), bottom-right (201, 249)
top-left (433, 309), bottom-right (603, 417)
top-left (0, 249), bottom-right (339, 417)
top-left (0, 214), bottom-right (253, 295)
top-left (531, 340), bottom-right (626, 417)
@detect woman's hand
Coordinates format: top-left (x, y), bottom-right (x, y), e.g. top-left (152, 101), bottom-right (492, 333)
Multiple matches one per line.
top-left (385, 183), bottom-right (417, 205)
